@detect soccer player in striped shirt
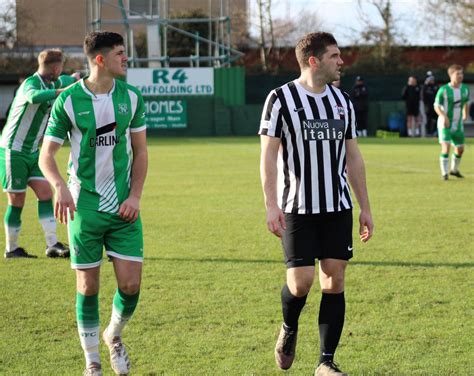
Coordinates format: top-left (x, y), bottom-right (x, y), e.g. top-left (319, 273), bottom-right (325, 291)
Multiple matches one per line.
top-left (39, 32), bottom-right (148, 376)
top-left (434, 64), bottom-right (470, 180)
top-left (0, 49), bottom-right (78, 258)
top-left (259, 32), bottom-right (374, 376)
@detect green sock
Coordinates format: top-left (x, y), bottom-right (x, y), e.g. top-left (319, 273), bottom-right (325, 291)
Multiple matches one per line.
top-left (4, 205), bottom-right (22, 252)
top-left (76, 292), bottom-right (100, 366)
top-left (106, 289), bottom-right (140, 338)
top-left (439, 153), bottom-right (449, 175)
top-left (38, 199), bottom-right (57, 247)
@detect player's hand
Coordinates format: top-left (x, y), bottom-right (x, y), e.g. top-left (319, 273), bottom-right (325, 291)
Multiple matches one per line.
top-left (443, 115), bottom-right (450, 128)
top-left (119, 196), bottom-right (140, 223)
top-left (54, 183), bottom-right (76, 224)
top-left (266, 206), bottom-right (286, 238)
top-left (359, 210), bottom-right (374, 243)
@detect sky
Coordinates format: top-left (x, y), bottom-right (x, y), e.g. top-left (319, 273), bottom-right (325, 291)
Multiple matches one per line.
top-left (249, 0), bottom-right (467, 47)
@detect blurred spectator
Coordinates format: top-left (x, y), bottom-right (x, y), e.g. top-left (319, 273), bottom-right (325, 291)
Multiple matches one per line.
top-left (351, 76), bottom-right (369, 137)
top-left (402, 76), bottom-right (421, 137)
top-left (422, 73), bottom-right (439, 136)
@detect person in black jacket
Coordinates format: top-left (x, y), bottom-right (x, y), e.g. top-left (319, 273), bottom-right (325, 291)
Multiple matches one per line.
top-left (351, 76), bottom-right (369, 137)
top-left (402, 76), bottom-right (421, 137)
top-left (422, 74), bottom-right (439, 136)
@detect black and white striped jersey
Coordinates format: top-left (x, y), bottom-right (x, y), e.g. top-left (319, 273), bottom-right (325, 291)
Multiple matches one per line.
top-left (259, 80), bottom-right (358, 214)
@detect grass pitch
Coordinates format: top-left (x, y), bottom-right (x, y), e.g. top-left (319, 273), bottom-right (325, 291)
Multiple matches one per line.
top-left (0, 137), bottom-right (473, 375)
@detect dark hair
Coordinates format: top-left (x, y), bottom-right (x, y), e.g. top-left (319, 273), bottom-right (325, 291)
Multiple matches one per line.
top-left (83, 31), bottom-right (124, 59)
top-left (295, 32), bottom-right (338, 69)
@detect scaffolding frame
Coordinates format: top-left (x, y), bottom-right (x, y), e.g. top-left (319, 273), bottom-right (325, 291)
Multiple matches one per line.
top-left (86, 0), bottom-right (244, 68)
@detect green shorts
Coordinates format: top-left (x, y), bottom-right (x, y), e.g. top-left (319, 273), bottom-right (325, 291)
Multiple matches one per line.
top-left (68, 208), bottom-right (144, 269)
top-left (0, 148), bottom-right (45, 192)
top-left (438, 127), bottom-right (464, 147)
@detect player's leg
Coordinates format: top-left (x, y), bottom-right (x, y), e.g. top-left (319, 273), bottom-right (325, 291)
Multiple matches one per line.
top-left (315, 210), bottom-right (352, 376)
top-left (103, 215), bottom-right (144, 375)
top-left (450, 132), bottom-right (465, 178)
top-left (438, 126), bottom-right (451, 180)
top-left (275, 214), bottom-right (316, 370)
top-left (70, 208), bottom-right (105, 374)
top-left (1, 148), bottom-right (36, 258)
top-left (316, 259), bottom-right (347, 373)
top-left (28, 159), bottom-right (69, 257)
top-left (76, 267), bottom-right (102, 373)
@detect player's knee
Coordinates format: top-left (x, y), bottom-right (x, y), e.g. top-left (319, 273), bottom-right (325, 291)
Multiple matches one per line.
top-left (77, 281), bottom-right (99, 295)
top-left (7, 193), bottom-right (26, 207)
top-left (289, 280), bottom-right (313, 297)
top-left (321, 274), bottom-right (345, 293)
top-left (118, 280), bottom-right (141, 295)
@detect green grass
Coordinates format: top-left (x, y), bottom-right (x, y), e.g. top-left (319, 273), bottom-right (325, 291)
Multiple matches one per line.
top-left (0, 137), bottom-right (473, 375)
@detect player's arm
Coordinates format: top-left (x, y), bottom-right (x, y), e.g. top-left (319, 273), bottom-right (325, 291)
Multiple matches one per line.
top-left (462, 95), bottom-right (469, 121)
top-left (39, 140), bottom-right (76, 224)
top-left (434, 88), bottom-right (449, 127)
top-left (260, 135), bottom-right (286, 238)
top-left (119, 130), bottom-right (148, 223)
top-left (345, 139), bottom-right (373, 242)
top-left (24, 80), bottom-right (64, 104)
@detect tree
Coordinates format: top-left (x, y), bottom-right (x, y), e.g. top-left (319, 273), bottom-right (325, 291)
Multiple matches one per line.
top-left (0, 0), bottom-right (17, 48)
top-left (349, 0), bottom-right (407, 73)
top-left (421, 0), bottom-right (474, 45)
top-left (167, 9), bottom-right (211, 60)
top-left (250, 0), bottom-right (323, 73)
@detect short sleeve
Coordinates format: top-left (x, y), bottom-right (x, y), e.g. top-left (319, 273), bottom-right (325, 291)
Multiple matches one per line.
top-left (129, 89), bottom-right (146, 133)
top-left (44, 93), bottom-right (73, 144)
top-left (434, 86), bottom-right (444, 107)
top-left (345, 99), bottom-right (358, 139)
top-left (258, 90), bottom-right (284, 138)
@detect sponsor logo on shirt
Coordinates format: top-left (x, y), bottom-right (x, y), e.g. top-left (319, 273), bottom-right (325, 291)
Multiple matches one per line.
top-left (302, 119), bottom-right (344, 141)
top-left (89, 122), bottom-right (120, 147)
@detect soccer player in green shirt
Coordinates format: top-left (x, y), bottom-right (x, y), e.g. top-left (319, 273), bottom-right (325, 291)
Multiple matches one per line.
top-left (39, 31), bottom-right (147, 376)
top-left (434, 64), bottom-right (470, 180)
top-left (0, 49), bottom-right (78, 258)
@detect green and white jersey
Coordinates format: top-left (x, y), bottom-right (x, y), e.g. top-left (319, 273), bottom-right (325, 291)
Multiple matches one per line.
top-left (0, 73), bottom-right (71, 153)
top-left (44, 78), bottom-right (146, 214)
top-left (434, 83), bottom-right (470, 131)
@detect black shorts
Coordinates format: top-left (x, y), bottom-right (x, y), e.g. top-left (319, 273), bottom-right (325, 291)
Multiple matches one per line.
top-left (406, 102), bottom-right (419, 116)
top-left (282, 210), bottom-right (353, 268)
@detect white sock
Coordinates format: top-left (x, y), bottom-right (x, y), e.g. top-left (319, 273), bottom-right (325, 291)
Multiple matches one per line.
top-left (78, 326), bottom-right (101, 367)
top-left (5, 224), bottom-right (20, 252)
top-left (451, 155), bottom-right (461, 172)
top-left (39, 215), bottom-right (57, 247)
top-left (105, 307), bottom-right (130, 339)
top-left (440, 157), bottom-right (449, 176)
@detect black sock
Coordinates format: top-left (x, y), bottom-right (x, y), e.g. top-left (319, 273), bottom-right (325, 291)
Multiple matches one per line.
top-left (281, 284), bottom-right (307, 331)
top-left (318, 292), bottom-right (345, 364)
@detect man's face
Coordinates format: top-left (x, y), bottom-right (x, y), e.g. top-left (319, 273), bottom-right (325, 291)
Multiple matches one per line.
top-left (44, 62), bottom-right (64, 82)
top-left (102, 45), bottom-right (128, 77)
top-left (450, 69), bottom-right (463, 85)
top-left (316, 45), bottom-right (343, 83)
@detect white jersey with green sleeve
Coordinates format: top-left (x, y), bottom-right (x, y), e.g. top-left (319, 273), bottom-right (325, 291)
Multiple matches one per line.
top-left (434, 83), bottom-right (470, 132)
top-left (44, 78), bottom-right (146, 214)
top-left (0, 73), bottom-right (69, 153)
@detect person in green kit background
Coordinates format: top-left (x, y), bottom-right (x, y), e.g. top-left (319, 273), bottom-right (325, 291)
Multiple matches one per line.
top-left (39, 31), bottom-right (148, 376)
top-left (434, 64), bottom-right (470, 180)
top-left (0, 49), bottom-right (78, 258)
